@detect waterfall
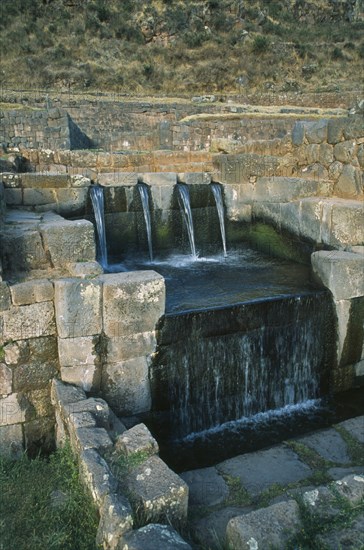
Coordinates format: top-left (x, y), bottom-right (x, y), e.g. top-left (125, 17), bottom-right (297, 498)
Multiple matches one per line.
top-left (177, 184), bottom-right (197, 259)
top-left (151, 292), bottom-right (336, 438)
top-left (138, 183), bottom-right (153, 262)
top-left (211, 183), bottom-right (227, 257)
top-left (90, 185), bottom-right (108, 269)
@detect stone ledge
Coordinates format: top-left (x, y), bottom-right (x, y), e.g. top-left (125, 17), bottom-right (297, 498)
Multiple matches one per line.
top-left (227, 500), bottom-right (301, 549)
top-left (311, 250), bottom-right (364, 300)
top-left (52, 379), bottom-right (190, 549)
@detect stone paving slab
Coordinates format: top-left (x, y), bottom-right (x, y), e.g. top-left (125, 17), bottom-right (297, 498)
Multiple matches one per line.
top-left (191, 506), bottom-right (252, 550)
top-left (180, 466), bottom-right (229, 506)
top-left (328, 466), bottom-right (364, 480)
top-left (226, 500), bottom-right (301, 550)
top-left (217, 444), bottom-right (312, 496)
top-left (316, 514), bottom-right (364, 550)
top-left (296, 428), bottom-right (351, 464)
top-left (337, 415), bottom-right (364, 444)
top-left (118, 524), bottom-right (192, 550)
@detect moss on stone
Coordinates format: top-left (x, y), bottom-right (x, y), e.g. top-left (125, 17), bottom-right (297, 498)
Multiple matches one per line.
top-left (248, 223), bottom-right (311, 264)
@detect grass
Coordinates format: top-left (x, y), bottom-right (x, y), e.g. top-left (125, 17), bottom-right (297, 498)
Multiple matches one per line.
top-left (287, 488), bottom-right (364, 549)
top-left (334, 426), bottom-right (364, 466)
top-left (0, 443), bottom-right (99, 550)
top-left (223, 475), bottom-right (252, 507)
top-left (108, 449), bottom-right (151, 480)
top-left (0, 0), bottom-right (363, 95)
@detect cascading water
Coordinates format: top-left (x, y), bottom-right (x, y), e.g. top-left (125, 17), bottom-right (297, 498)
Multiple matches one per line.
top-left (90, 185), bottom-right (108, 269)
top-left (138, 183), bottom-right (153, 262)
top-left (150, 292), bottom-right (336, 440)
top-left (177, 184), bottom-right (197, 259)
top-left (211, 183), bottom-right (227, 257)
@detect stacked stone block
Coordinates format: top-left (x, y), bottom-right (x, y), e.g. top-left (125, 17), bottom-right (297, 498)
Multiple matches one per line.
top-left (0, 278), bottom-right (57, 458)
top-left (52, 379), bottom-right (190, 550)
top-left (312, 251), bottom-right (364, 389)
top-left (53, 271), bottom-right (165, 415)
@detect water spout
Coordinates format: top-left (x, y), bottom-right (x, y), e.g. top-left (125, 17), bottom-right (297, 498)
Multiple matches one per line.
top-left (177, 183), bottom-right (197, 259)
top-left (138, 183), bottom-right (153, 262)
top-left (211, 183), bottom-right (227, 257)
top-left (90, 185), bottom-right (108, 269)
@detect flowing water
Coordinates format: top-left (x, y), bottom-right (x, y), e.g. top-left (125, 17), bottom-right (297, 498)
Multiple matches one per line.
top-left (177, 184), bottom-right (197, 259)
top-left (90, 185), bottom-right (108, 268)
top-left (138, 183), bottom-right (153, 262)
top-left (211, 183), bottom-right (227, 257)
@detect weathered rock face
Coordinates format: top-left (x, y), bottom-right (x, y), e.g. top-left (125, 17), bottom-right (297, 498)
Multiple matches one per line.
top-left (226, 500), bottom-right (301, 550)
top-left (52, 380), bottom-right (190, 549)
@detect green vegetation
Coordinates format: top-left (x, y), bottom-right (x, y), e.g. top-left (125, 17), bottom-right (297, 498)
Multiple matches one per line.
top-left (0, 444), bottom-right (99, 550)
top-left (288, 489), bottom-right (364, 549)
top-left (223, 474), bottom-right (252, 507)
top-left (0, 0), bottom-right (363, 94)
top-left (109, 449), bottom-right (151, 480)
top-left (334, 426), bottom-right (364, 466)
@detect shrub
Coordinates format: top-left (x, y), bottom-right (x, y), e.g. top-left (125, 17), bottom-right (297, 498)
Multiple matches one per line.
top-left (332, 46), bottom-right (344, 60)
top-left (252, 35), bottom-right (270, 54)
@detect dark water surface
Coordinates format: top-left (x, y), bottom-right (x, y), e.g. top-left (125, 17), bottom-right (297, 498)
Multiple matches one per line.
top-left (113, 246), bottom-right (319, 313)
top-left (109, 247), bottom-right (363, 472)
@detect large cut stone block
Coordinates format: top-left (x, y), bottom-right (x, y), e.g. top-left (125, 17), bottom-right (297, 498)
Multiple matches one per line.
top-left (0, 301), bottom-right (55, 343)
top-left (12, 339), bottom-right (59, 391)
top-left (54, 278), bottom-right (102, 338)
top-left (226, 501), bottom-right (301, 550)
top-left (20, 173), bottom-right (71, 188)
top-left (304, 119), bottom-right (328, 144)
top-left (335, 165), bottom-right (363, 198)
top-left (62, 397), bottom-right (110, 429)
top-left (0, 282), bottom-right (11, 311)
top-left (217, 445), bottom-right (311, 496)
top-left (61, 365), bottom-right (101, 393)
top-left (180, 466), bottom-right (229, 507)
top-left (101, 271), bottom-right (165, 337)
top-left (311, 251), bottom-right (364, 300)
top-left (71, 426), bottom-right (113, 454)
top-left (58, 336), bottom-right (100, 391)
top-left (255, 177), bottom-right (320, 203)
top-left (177, 172), bottom-right (211, 185)
top-left (23, 188), bottom-right (56, 206)
top-left (0, 229), bottom-right (49, 271)
top-left (118, 524), bottom-right (192, 550)
top-left (125, 455), bottom-right (188, 523)
top-left (10, 279), bottom-right (54, 306)
top-left (51, 378), bottom-right (87, 408)
top-left (40, 217), bottom-right (95, 267)
top-left (115, 423), bottom-right (159, 457)
top-left (330, 200), bottom-right (364, 247)
top-left (96, 493), bottom-right (134, 550)
top-left (139, 172), bottom-right (177, 186)
top-left (0, 424), bottom-right (23, 459)
top-left (67, 261), bottom-right (103, 278)
top-left (58, 336), bottom-right (99, 368)
top-left (0, 393), bottom-right (29, 426)
top-left (102, 357), bottom-right (151, 416)
top-left (97, 172), bottom-right (138, 186)
top-left (299, 198), bottom-right (323, 242)
top-left (55, 188), bottom-right (89, 216)
top-left (0, 363), bottom-right (12, 396)
top-left (79, 448), bottom-right (118, 507)
top-left (106, 332), bottom-right (157, 362)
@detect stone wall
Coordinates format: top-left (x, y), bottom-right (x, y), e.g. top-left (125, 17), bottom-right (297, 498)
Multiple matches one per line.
top-left (0, 209), bottom-right (166, 458)
top-left (19, 149), bottom-right (214, 177)
top-left (52, 379), bottom-right (190, 550)
top-left (1, 107), bottom-right (92, 150)
top-left (212, 115), bottom-right (364, 391)
top-left (2, 93), bottom-right (351, 154)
